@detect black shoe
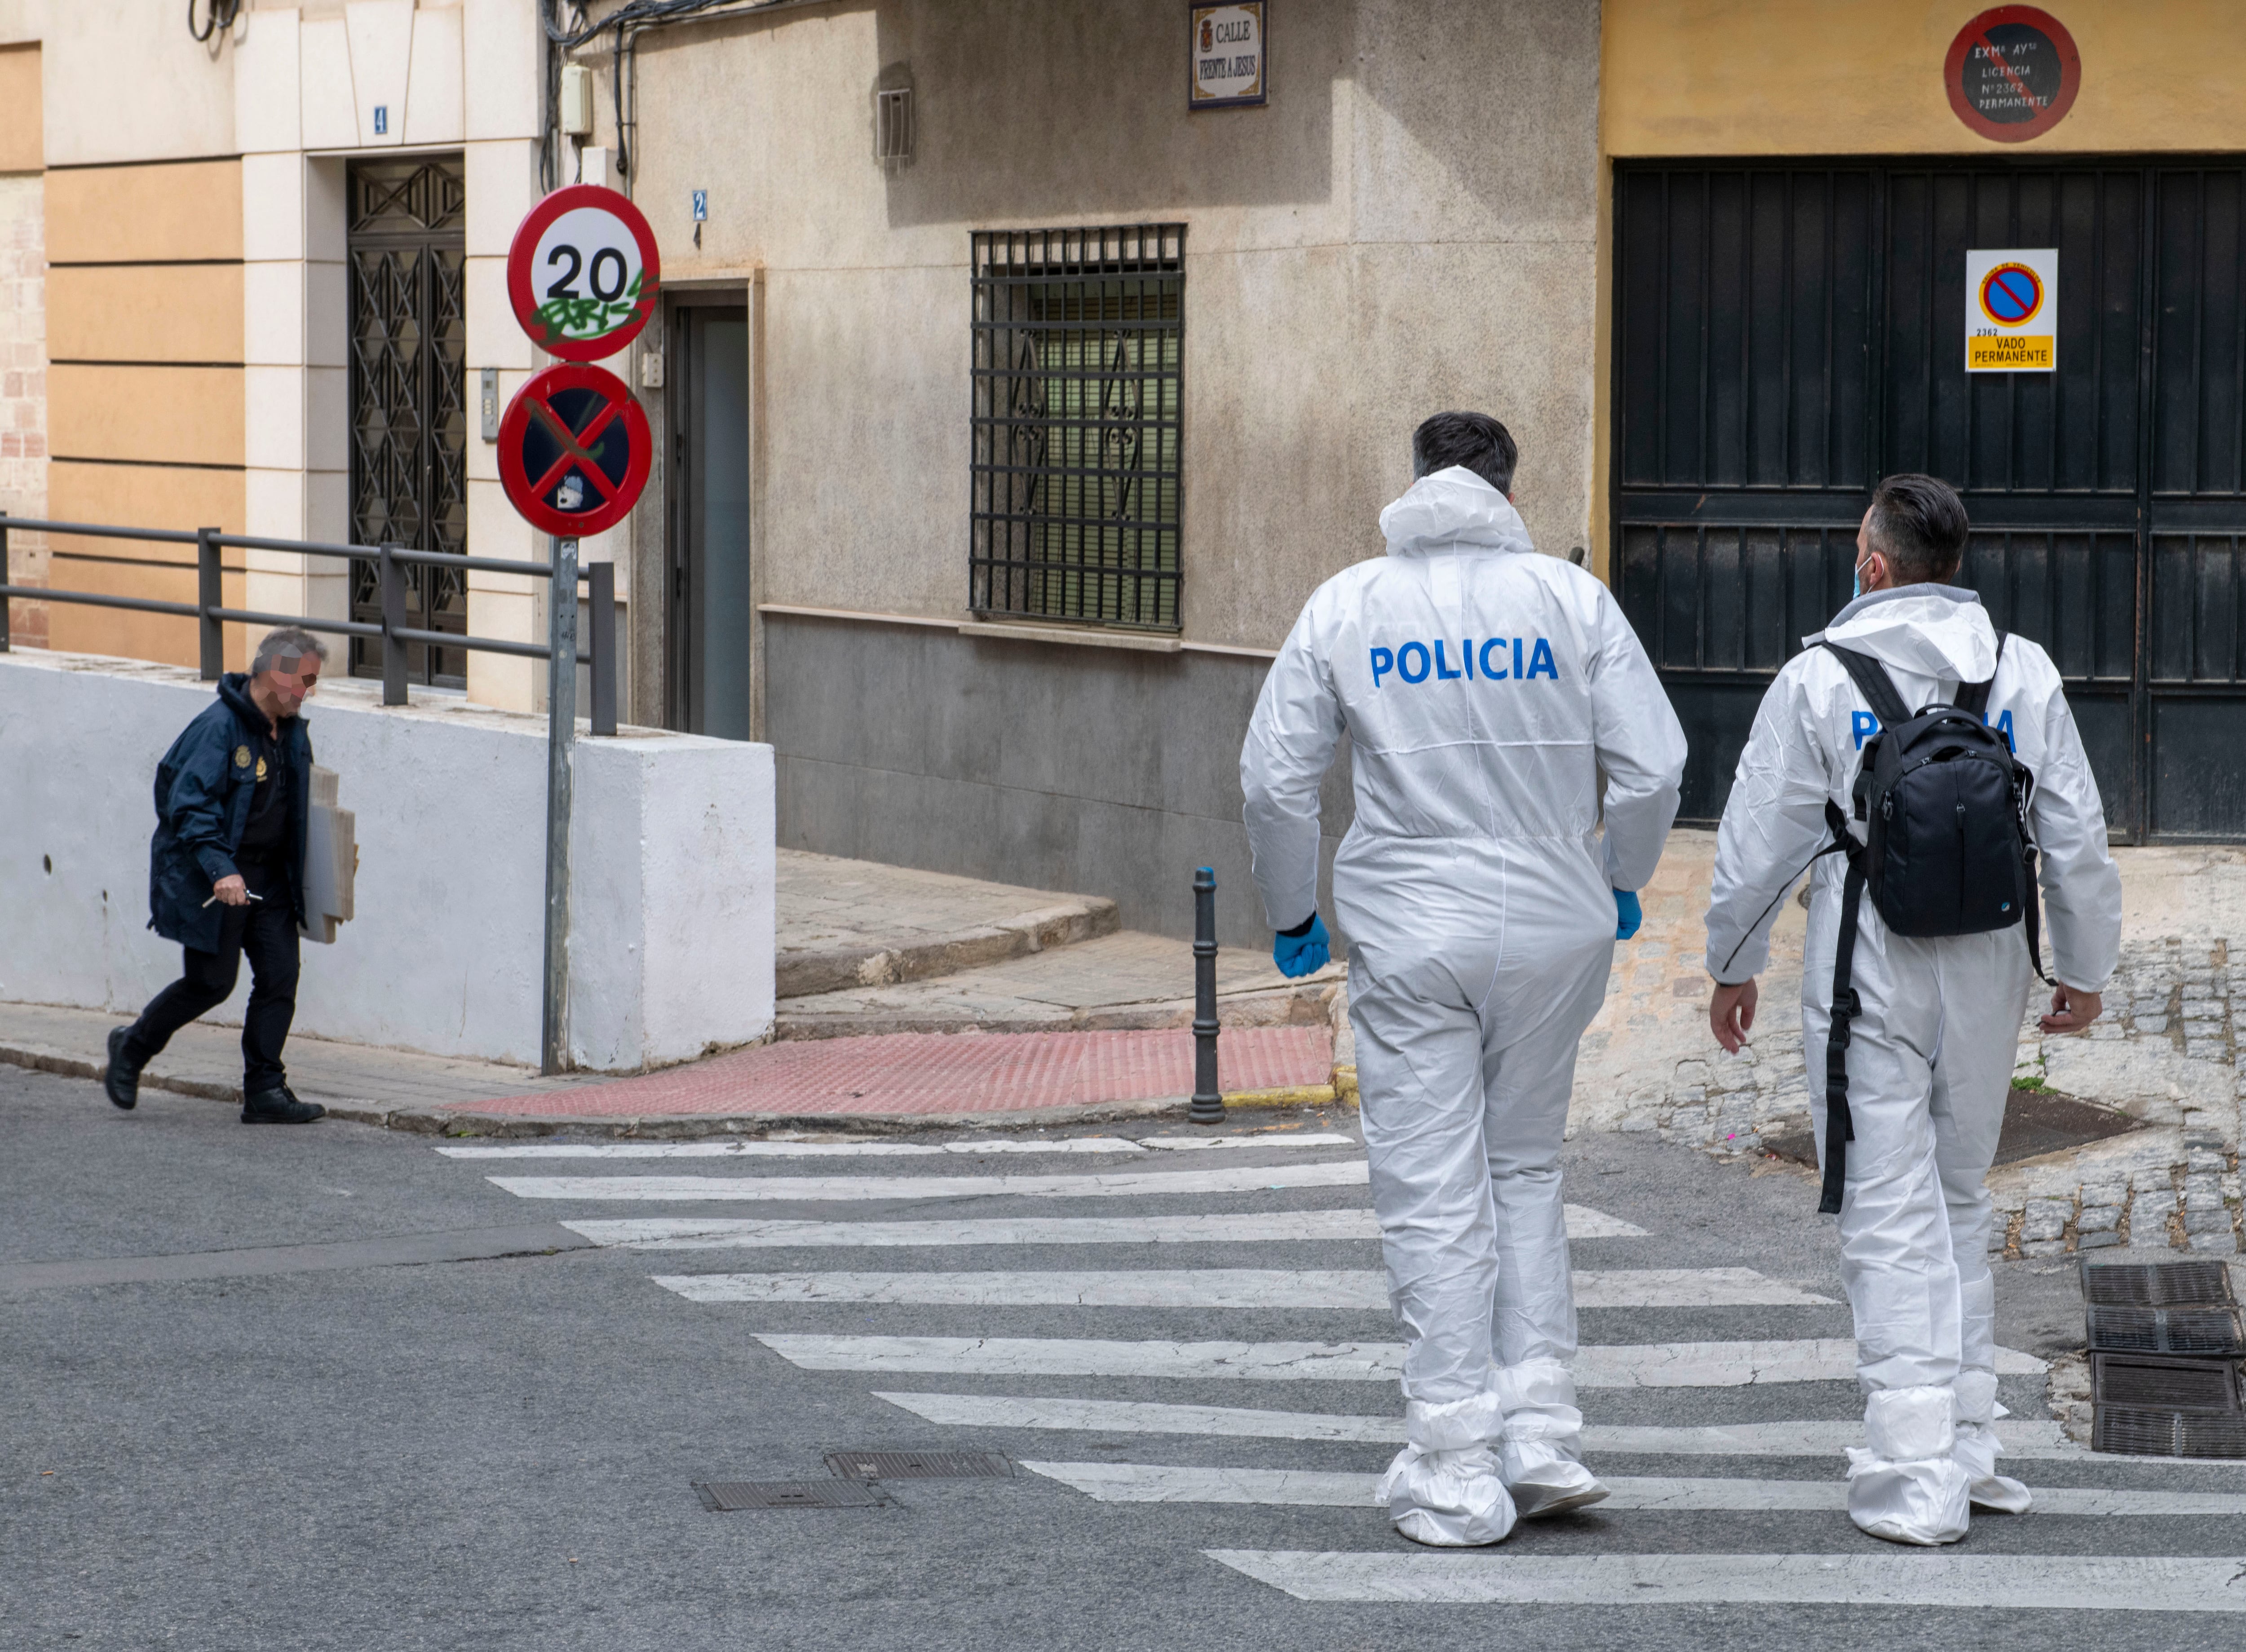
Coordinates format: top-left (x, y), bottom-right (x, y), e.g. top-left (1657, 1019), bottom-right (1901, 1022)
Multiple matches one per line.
top-left (104, 1027), bottom-right (141, 1111)
top-left (241, 1085), bottom-right (325, 1125)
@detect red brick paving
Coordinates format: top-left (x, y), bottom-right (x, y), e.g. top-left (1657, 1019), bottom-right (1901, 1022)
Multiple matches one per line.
top-left (453, 1026), bottom-right (1336, 1118)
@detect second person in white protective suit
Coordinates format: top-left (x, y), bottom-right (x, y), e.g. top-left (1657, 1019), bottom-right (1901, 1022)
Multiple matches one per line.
top-left (1240, 412), bottom-right (1688, 1546)
top-left (1704, 473), bottom-right (2121, 1547)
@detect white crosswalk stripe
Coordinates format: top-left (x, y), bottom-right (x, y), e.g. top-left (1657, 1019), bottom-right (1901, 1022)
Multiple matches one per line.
top-left (489, 1160), bottom-right (1373, 1201)
top-left (427, 1125), bottom-right (2226, 1612)
top-left (1023, 1462), bottom-right (2246, 1515)
top-left (752, 1334), bottom-right (2044, 1385)
top-left (654, 1266), bottom-right (1834, 1307)
top-left (867, 1393), bottom-right (2091, 1458)
top-left (1201, 1551), bottom-right (2246, 1610)
top-left (438, 1133), bottom-right (1361, 1159)
top-left (559, 1203), bottom-right (1646, 1248)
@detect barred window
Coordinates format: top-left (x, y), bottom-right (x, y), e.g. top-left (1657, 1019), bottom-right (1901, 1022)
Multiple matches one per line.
top-left (971, 225), bottom-right (1185, 632)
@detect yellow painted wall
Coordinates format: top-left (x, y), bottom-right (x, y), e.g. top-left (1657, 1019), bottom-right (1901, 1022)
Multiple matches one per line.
top-left (45, 159), bottom-right (242, 264)
top-left (48, 265), bottom-right (243, 364)
top-left (0, 42), bottom-right (39, 172)
top-left (1605, 1), bottom-right (2246, 156)
top-left (45, 459), bottom-right (246, 667)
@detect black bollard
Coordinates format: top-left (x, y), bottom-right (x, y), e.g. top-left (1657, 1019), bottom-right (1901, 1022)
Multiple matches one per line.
top-left (1189, 867), bottom-right (1225, 1125)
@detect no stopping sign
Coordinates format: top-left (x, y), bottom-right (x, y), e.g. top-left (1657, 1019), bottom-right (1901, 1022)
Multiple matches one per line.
top-left (497, 364), bottom-right (651, 537)
top-left (507, 184), bottom-right (662, 361)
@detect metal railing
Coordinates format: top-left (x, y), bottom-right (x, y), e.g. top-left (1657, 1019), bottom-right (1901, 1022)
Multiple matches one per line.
top-left (0, 514), bottom-right (618, 735)
top-left (2, 513), bottom-right (616, 1075)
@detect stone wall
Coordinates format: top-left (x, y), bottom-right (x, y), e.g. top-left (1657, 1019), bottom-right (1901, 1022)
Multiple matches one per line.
top-left (0, 169), bottom-right (42, 648)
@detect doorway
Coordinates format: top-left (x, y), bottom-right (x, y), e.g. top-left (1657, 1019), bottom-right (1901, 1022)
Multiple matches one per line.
top-left (344, 155), bottom-right (468, 687)
top-left (665, 298), bottom-right (752, 738)
top-left (1612, 158), bottom-right (2246, 838)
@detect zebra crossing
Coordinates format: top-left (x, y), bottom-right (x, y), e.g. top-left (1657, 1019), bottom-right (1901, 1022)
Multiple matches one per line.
top-left (442, 1129), bottom-right (2246, 1613)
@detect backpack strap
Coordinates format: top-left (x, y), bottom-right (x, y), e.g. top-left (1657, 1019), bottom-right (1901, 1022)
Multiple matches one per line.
top-left (1818, 797), bottom-right (1865, 1217)
top-left (1956, 630), bottom-right (2008, 718)
top-left (1821, 642), bottom-right (1912, 732)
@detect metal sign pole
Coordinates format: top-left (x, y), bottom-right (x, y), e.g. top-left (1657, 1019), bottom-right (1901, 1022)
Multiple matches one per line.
top-left (541, 534), bottom-right (580, 1076)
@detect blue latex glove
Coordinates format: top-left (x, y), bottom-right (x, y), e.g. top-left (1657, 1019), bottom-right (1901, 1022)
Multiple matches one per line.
top-left (1614, 889), bottom-right (1643, 941)
top-left (1273, 913), bottom-right (1331, 978)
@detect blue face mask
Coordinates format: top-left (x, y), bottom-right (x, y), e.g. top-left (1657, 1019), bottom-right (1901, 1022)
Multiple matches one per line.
top-left (1852, 558), bottom-right (1874, 599)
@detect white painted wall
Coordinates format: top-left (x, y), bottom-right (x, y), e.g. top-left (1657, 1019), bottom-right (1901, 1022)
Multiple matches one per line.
top-left (0, 649), bottom-right (775, 1070)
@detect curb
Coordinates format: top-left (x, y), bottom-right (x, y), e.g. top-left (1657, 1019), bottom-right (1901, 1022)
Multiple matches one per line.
top-left (775, 897), bottom-right (1121, 999)
top-left (772, 981), bottom-right (1338, 1041)
top-left (0, 1040), bottom-right (243, 1104)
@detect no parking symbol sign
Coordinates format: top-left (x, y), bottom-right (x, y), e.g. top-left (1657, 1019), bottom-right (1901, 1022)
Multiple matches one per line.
top-left (1966, 248), bottom-right (2057, 373)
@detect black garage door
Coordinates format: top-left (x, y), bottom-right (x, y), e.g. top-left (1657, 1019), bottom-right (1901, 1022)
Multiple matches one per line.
top-left (1613, 158), bottom-right (2246, 838)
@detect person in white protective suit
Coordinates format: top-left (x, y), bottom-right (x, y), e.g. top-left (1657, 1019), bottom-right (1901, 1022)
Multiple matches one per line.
top-left (1704, 473), bottom-right (2121, 1548)
top-left (1241, 411), bottom-right (1688, 1547)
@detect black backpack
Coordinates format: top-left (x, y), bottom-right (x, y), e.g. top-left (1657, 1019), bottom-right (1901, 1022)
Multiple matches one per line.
top-left (1808, 634), bottom-right (2048, 1215)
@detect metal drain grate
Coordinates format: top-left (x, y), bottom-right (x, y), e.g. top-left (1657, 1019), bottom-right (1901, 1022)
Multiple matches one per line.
top-left (694, 1480), bottom-right (893, 1511)
top-left (2091, 1406), bottom-right (2246, 1459)
top-left (824, 1450), bottom-right (1015, 1482)
top-left (2091, 1351), bottom-right (2243, 1412)
top-left (2082, 1259), bottom-right (2237, 1308)
top-left (2086, 1304), bottom-right (2246, 1356)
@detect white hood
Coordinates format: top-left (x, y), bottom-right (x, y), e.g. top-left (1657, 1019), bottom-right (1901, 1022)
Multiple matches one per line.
top-left (1811, 585), bottom-right (1998, 683)
top-left (1377, 466), bottom-right (1536, 559)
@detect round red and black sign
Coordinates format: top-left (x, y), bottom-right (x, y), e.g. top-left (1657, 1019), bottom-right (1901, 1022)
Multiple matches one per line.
top-left (497, 364), bottom-right (651, 538)
top-left (1945, 7), bottom-right (2080, 143)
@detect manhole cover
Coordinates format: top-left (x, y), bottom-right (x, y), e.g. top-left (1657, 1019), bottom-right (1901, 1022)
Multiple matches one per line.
top-left (824, 1450), bottom-right (1014, 1481)
top-left (1993, 1090), bottom-right (2142, 1162)
top-left (2091, 1406), bottom-right (2246, 1459)
top-left (694, 1480), bottom-right (892, 1511)
top-left (2091, 1351), bottom-right (2243, 1412)
top-left (2082, 1259), bottom-right (2237, 1307)
top-left (2086, 1304), bottom-right (2246, 1356)
top-left (1762, 1091), bottom-right (2142, 1171)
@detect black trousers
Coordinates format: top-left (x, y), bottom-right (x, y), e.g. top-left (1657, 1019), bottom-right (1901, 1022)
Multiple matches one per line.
top-left (126, 858), bottom-right (299, 1094)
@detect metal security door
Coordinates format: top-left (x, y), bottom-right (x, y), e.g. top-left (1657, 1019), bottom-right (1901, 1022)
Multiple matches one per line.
top-left (346, 156), bottom-right (469, 687)
top-left (664, 298), bottom-right (752, 737)
top-left (1615, 158), bottom-right (2246, 840)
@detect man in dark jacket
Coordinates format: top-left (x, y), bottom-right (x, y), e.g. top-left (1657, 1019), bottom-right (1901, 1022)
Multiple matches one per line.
top-left (104, 626), bottom-right (331, 1123)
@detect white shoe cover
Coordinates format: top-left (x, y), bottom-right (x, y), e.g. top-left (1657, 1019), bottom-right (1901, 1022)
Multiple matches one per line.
top-left (1377, 1391), bottom-right (1517, 1546)
top-left (1954, 1370), bottom-right (2033, 1515)
top-left (1844, 1385), bottom-right (1971, 1546)
top-left (1493, 1359), bottom-right (1609, 1519)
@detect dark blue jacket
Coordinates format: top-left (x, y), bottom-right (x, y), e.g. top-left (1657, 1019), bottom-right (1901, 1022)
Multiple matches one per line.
top-left (147, 674), bottom-right (312, 952)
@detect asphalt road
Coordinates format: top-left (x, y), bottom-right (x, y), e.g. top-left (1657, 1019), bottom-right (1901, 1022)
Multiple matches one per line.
top-left (4, 1063), bottom-right (2238, 1652)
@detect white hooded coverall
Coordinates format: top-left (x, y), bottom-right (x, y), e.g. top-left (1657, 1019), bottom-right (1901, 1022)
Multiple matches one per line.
top-left (1241, 467), bottom-right (1686, 1546)
top-left (1705, 584), bottom-right (2121, 1546)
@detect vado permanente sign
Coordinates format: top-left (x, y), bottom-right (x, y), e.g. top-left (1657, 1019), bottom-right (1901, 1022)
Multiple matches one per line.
top-left (500, 184), bottom-right (658, 534)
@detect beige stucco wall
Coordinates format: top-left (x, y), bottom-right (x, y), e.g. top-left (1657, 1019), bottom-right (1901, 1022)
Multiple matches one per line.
top-left (615, 0), bottom-right (1603, 654)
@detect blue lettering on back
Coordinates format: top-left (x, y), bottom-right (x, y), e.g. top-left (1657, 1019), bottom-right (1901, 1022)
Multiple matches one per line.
top-left (1994, 707), bottom-right (2015, 752)
top-left (1370, 646), bottom-right (1393, 686)
top-left (1526, 639), bottom-right (1558, 680)
top-left (1480, 638), bottom-right (1508, 680)
top-left (1851, 710), bottom-right (1879, 749)
top-left (1433, 641), bottom-right (1463, 680)
top-left (1397, 641), bottom-right (1431, 684)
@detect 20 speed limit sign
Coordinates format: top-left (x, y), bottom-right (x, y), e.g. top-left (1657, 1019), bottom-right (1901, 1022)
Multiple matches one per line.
top-left (507, 183), bottom-right (661, 361)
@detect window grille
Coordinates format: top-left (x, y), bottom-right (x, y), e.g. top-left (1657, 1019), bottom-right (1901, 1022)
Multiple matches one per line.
top-left (971, 224), bottom-right (1185, 632)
